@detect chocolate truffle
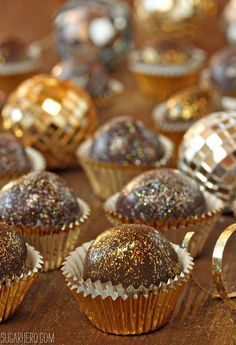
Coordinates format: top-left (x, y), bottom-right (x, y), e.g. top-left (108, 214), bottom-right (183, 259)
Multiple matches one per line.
top-left (0, 222), bottom-right (27, 279)
top-left (116, 169), bottom-right (207, 221)
top-left (209, 47), bottom-right (236, 94)
top-left (0, 171), bottom-right (80, 228)
top-left (0, 39), bottom-right (28, 63)
top-left (90, 116), bottom-right (164, 165)
top-left (83, 224), bottom-right (182, 288)
top-left (141, 41), bottom-right (192, 65)
top-left (0, 133), bottom-right (31, 174)
top-left (52, 60), bottom-right (109, 98)
top-left (164, 87), bottom-right (221, 125)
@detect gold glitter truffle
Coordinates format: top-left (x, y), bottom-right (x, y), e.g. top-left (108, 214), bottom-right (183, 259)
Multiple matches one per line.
top-left (165, 87), bottom-right (221, 124)
top-left (142, 42), bottom-right (191, 65)
top-left (83, 224), bottom-right (182, 288)
top-left (0, 222), bottom-right (27, 279)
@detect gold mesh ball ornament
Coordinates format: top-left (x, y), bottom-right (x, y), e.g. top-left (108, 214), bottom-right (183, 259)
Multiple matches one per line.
top-left (178, 111), bottom-right (236, 210)
top-left (134, 0), bottom-right (219, 38)
top-left (1, 75), bottom-right (97, 169)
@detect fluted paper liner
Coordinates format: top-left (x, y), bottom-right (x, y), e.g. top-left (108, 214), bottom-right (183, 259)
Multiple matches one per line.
top-left (104, 191), bottom-right (224, 258)
top-left (0, 244), bottom-right (43, 323)
top-left (0, 147), bottom-right (46, 189)
top-left (94, 79), bottom-right (124, 107)
top-left (14, 199), bottom-right (90, 272)
top-left (61, 240), bottom-right (193, 335)
top-left (77, 136), bottom-right (173, 200)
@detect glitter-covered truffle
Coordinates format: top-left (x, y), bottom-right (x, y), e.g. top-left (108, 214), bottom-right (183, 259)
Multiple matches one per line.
top-left (141, 41), bottom-right (192, 65)
top-left (52, 60), bottom-right (109, 98)
top-left (209, 47), bottom-right (236, 94)
top-left (90, 116), bottom-right (164, 165)
top-left (164, 87), bottom-right (221, 125)
top-left (83, 224), bottom-right (182, 288)
top-left (0, 133), bottom-right (31, 174)
top-left (0, 171), bottom-right (81, 228)
top-left (116, 169), bottom-right (207, 221)
top-left (0, 222), bottom-right (27, 279)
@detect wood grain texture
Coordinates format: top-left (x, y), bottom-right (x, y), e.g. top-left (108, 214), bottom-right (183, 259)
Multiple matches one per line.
top-left (0, 1), bottom-right (235, 345)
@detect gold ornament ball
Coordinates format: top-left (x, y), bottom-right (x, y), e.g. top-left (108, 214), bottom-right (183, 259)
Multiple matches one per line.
top-left (134, 0), bottom-right (218, 38)
top-left (1, 75), bottom-right (97, 169)
top-left (178, 111), bottom-right (236, 210)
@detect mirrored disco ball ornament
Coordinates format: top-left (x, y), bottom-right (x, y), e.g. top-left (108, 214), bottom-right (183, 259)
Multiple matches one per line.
top-left (178, 111), bottom-right (236, 210)
top-left (1, 75), bottom-right (97, 169)
top-left (134, 0), bottom-right (218, 38)
top-left (54, 0), bottom-right (133, 69)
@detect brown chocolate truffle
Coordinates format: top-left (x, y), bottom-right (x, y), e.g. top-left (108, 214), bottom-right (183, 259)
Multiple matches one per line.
top-left (90, 116), bottom-right (164, 165)
top-left (0, 133), bottom-right (31, 174)
top-left (0, 222), bottom-right (27, 279)
top-left (164, 87), bottom-right (221, 125)
top-left (116, 168), bottom-right (207, 222)
top-left (0, 171), bottom-right (80, 228)
top-left (83, 224), bottom-right (182, 288)
top-left (141, 40), bottom-right (192, 65)
top-left (52, 60), bottom-right (109, 98)
top-left (0, 39), bottom-right (28, 64)
top-left (209, 46), bottom-right (236, 94)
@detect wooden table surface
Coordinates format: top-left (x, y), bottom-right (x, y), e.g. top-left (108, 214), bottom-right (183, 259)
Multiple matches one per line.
top-left (0, 1), bottom-right (236, 345)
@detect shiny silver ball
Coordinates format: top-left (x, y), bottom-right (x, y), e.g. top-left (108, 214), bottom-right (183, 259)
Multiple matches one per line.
top-left (178, 111), bottom-right (236, 210)
top-left (54, 0), bottom-right (133, 69)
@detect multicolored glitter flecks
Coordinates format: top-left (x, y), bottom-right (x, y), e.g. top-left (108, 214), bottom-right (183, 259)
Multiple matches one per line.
top-left (90, 116), bottom-right (164, 166)
top-left (0, 171), bottom-right (81, 228)
top-left (116, 168), bottom-right (207, 221)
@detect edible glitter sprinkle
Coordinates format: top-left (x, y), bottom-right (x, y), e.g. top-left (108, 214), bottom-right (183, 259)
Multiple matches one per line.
top-left (0, 222), bottom-right (27, 279)
top-left (0, 133), bottom-right (31, 174)
top-left (90, 116), bottom-right (164, 165)
top-left (83, 224), bottom-right (182, 289)
top-left (0, 171), bottom-right (80, 228)
top-left (116, 168), bottom-right (207, 221)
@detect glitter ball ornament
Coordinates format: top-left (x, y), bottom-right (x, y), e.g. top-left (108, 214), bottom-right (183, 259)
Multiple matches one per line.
top-left (178, 111), bottom-right (236, 209)
top-left (53, 0), bottom-right (133, 69)
top-left (1, 75), bottom-right (97, 169)
top-left (134, 0), bottom-right (219, 38)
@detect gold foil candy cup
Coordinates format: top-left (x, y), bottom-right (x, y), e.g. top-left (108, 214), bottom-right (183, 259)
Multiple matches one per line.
top-left (77, 135), bottom-right (173, 200)
top-left (0, 244), bottom-right (43, 323)
top-left (14, 198), bottom-right (90, 272)
top-left (61, 240), bottom-right (193, 335)
top-left (212, 223), bottom-right (236, 311)
top-left (93, 79), bottom-right (124, 107)
top-left (104, 190), bottom-right (223, 258)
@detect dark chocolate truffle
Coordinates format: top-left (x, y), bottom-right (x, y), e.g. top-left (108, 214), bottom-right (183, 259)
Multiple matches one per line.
top-left (52, 60), bottom-right (109, 98)
top-left (209, 47), bottom-right (236, 94)
top-left (0, 171), bottom-right (80, 228)
top-left (141, 40), bottom-right (192, 65)
top-left (164, 87), bottom-right (221, 125)
top-left (0, 222), bottom-right (27, 279)
top-left (0, 39), bottom-right (28, 63)
top-left (90, 116), bottom-right (164, 165)
top-left (116, 168), bottom-right (207, 222)
top-left (83, 224), bottom-right (182, 288)
top-left (0, 133), bottom-right (31, 174)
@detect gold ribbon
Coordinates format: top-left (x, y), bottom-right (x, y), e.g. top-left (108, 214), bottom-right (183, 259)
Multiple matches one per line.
top-left (212, 223), bottom-right (236, 310)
